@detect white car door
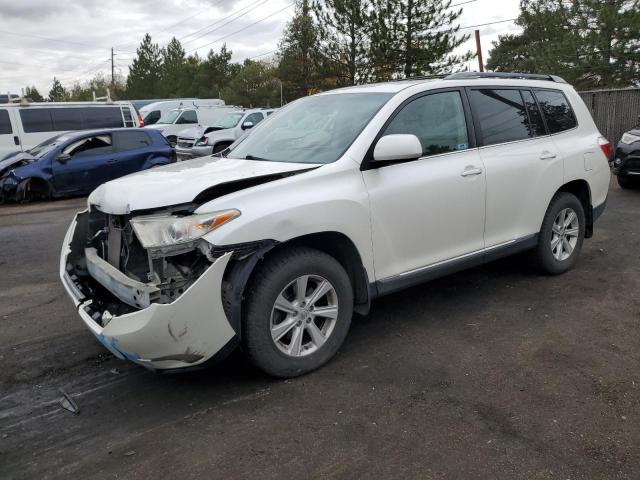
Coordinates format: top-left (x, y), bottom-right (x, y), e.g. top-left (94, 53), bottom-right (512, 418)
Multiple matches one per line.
top-left (467, 87), bottom-right (563, 248)
top-left (362, 89), bottom-right (486, 285)
top-left (0, 108), bottom-right (21, 157)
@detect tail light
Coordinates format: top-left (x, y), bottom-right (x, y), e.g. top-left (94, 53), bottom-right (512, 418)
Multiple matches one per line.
top-left (137, 111), bottom-right (144, 128)
top-left (598, 136), bottom-right (612, 161)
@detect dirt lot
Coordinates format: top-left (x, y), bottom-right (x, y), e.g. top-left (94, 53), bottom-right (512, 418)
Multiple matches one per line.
top-left (0, 179), bottom-right (639, 480)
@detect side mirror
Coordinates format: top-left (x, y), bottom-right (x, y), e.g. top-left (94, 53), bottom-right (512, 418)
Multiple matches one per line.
top-left (57, 153), bottom-right (71, 164)
top-left (242, 121), bottom-right (254, 130)
top-left (373, 134), bottom-right (422, 162)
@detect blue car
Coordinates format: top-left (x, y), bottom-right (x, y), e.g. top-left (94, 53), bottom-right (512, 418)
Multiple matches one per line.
top-left (0, 128), bottom-right (175, 202)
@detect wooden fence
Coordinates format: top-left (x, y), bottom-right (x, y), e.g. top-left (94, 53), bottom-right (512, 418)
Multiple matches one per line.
top-left (578, 88), bottom-right (640, 145)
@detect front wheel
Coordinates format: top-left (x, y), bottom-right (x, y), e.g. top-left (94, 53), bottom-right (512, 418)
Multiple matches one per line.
top-left (242, 247), bottom-right (354, 378)
top-left (534, 192), bottom-right (586, 275)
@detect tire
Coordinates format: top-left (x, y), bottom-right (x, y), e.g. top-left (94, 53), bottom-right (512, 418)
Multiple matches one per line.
top-left (242, 246), bottom-right (354, 378)
top-left (212, 143), bottom-right (231, 154)
top-left (534, 192), bottom-right (586, 275)
top-left (617, 175), bottom-right (637, 189)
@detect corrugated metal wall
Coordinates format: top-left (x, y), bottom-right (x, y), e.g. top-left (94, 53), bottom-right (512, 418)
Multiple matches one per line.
top-left (578, 88), bottom-right (640, 145)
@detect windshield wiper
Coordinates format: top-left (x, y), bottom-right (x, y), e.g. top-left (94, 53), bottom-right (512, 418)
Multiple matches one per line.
top-left (243, 154), bottom-right (271, 161)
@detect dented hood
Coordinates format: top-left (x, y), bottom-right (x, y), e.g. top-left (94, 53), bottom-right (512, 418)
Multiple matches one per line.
top-left (89, 156), bottom-right (319, 214)
top-left (0, 152), bottom-right (37, 177)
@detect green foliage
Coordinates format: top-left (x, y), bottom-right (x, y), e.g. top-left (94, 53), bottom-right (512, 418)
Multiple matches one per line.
top-left (48, 77), bottom-right (67, 102)
top-left (368, 0), bottom-right (472, 79)
top-left (487, 0), bottom-right (640, 88)
top-left (221, 60), bottom-right (281, 107)
top-left (24, 86), bottom-right (44, 102)
top-left (126, 33), bottom-right (163, 99)
top-left (67, 74), bottom-right (127, 101)
top-left (161, 37), bottom-right (186, 97)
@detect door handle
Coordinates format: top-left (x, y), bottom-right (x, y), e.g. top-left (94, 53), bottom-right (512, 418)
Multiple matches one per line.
top-left (540, 151), bottom-right (557, 160)
top-left (461, 167), bottom-right (483, 177)
top-left (13, 136), bottom-right (20, 146)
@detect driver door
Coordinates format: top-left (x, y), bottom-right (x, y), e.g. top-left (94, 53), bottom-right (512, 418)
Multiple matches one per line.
top-left (361, 89), bottom-right (486, 286)
top-left (52, 134), bottom-right (114, 194)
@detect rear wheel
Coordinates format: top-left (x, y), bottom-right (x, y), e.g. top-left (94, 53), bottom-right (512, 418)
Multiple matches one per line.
top-left (534, 192), bottom-right (585, 275)
top-left (242, 247), bottom-right (354, 378)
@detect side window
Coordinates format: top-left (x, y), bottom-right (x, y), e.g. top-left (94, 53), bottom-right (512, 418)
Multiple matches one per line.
top-left (244, 112), bottom-right (264, 126)
top-left (20, 109), bottom-right (54, 133)
top-left (469, 89), bottom-right (532, 146)
top-left (521, 90), bottom-right (546, 137)
top-left (144, 110), bottom-right (161, 125)
top-left (533, 89), bottom-right (577, 134)
top-left (51, 108), bottom-right (83, 130)
top-left (115, 131), bottom-right (152, 151)
top-left (383, 91), bottom-right (470, 157)
top-left (0, 109), bottom-right (12, 134)
top-left (177, 110), bottom-right (197, 124)
top-left (81, 107), bottom-right (124, 129)
top-left (63, 135), bottom-right (113, 158)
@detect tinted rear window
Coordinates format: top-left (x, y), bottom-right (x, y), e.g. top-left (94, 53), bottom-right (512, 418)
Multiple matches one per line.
top-left (469, 89), bottom-right (532, 145)
top-left (0, 109), bottom-right (12, 134)
top-left (20, 107), bottom-right (125, 133)
top-left (115, 131), bottom-right (152, 151)
top-left (533, 89), bottom-right (577, 134)
top-left (521, 90), bottom-right (546, 137)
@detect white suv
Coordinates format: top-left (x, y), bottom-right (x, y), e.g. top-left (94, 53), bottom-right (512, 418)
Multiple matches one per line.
top-left (60, 73), bottom-right (610, 377)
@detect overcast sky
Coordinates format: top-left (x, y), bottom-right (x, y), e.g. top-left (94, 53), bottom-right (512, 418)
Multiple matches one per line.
top-left (0, 0), bottom-right (522, 97)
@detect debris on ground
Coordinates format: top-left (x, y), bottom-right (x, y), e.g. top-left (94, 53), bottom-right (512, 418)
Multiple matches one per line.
top-left (58, 388), bottom-right (79, 415)
top-left (124, 451), bottom-right (136, 457)
top-left (110, 368), bottom-right (120, 375)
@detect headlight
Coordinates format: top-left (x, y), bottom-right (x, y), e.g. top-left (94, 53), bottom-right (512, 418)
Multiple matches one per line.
top-left (130, 209), bottom-right (240, 248)
top-left (194, 136), bottom-right (209, 146)
top-left (621, 132), bottom-right (640, 145)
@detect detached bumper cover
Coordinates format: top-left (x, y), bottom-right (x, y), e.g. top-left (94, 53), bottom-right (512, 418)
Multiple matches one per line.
top-left (60, 211), bottom-right (236, 370)
top-left (175, 145), bottom-right (213, 160)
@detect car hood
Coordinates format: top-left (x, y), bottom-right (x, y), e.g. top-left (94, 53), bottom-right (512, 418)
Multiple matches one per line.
top-left (176, 126), bottom-right (205, 140)
top-left (0, 152), bottom-right (37, 177)
top-left (89, 156), bottom-right (320, 214)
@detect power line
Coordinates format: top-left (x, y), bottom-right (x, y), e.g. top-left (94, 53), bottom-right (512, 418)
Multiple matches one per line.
top-left (0, 29), bottom-right (109, 50)
top-left (186, 2), bottom-right (294, 54)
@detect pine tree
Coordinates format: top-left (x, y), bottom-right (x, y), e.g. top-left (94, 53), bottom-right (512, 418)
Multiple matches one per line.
top-left (126, 33), bottom-right (163, 99)
top-left (369, 0), bottom-right (471, 79)
top-left (24, 86), bottom-right (44, 102)
top-left (277, 0), bottom-right (324, 100)
top-left (161, 37), bottom-right (186, 97)
top-left (48, 77), bottom-right (67, 102)
top-left (487, 0), bottom-right (640, 88)
top-left (313, 0), bottom-right (371, 85)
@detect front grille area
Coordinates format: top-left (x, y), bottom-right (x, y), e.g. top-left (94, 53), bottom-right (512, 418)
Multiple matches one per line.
top-left (177, 138), bottom-right (195, 149)
top-left (624, 159), bottom-right (640, 172)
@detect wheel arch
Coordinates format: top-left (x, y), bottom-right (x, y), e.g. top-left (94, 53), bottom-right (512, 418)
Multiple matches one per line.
top-left (555, 179), bottom-right (593, 238)
top-left (16, 176), bottom-right (52, 202)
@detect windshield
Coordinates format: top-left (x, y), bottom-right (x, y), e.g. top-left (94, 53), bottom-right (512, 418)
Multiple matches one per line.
top-left (156, 109), bottom-right (182, 124)
top-left (28, 134), bottom-right (68, 158)
top-left (226, 93), bottom-right (393, 164)
top-left (214, 113), bottom-right (244, 129)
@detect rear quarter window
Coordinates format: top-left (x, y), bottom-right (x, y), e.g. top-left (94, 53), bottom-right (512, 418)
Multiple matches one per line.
top-left (115, 131), bottom-right (152, 151)
top-left (533, 89), bottom-right (577, 134)
top-left (0, 109), bottom-right (12, 134)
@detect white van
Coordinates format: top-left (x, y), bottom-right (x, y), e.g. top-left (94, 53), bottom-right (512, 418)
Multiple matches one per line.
top-left (0, 102), bottom-right (140, 158)
top-left (139, 99), bottom-right (225, 126)
top-left (144, 105), bottom-right (236, 145)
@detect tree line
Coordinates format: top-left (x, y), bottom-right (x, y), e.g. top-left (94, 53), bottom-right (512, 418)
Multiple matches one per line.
top-left (27, 0), bottom-right (640, 105)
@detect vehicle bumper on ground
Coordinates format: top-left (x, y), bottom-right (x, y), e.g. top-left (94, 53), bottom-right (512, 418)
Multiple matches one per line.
top-left (175, 145), bottom-right (213, 161)
top-left (60, 211), bottom-right (237, 370)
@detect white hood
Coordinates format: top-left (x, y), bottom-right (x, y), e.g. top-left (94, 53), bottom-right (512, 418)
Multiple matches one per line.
top-left (89, 157), bottom-right (318, 215)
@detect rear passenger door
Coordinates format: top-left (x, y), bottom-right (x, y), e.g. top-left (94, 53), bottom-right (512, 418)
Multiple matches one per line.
top-left (112, 130), bottom-right (155, 176)
top-left (468, 87), bottom-right (563, 248)
top-left (0, 109), bottom-right (20, 157)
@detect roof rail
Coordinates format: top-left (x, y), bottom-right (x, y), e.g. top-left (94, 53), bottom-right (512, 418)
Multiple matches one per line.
top-left (444, 71), bottom-right (567, 84)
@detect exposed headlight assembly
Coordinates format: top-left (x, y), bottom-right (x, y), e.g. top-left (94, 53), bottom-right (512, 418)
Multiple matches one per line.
top-left (621, 132), bottom-right (640, 145)
top-left (130, 209), bottom-right (241, 248)
top-left (194, 136), bottom-right (209, 146)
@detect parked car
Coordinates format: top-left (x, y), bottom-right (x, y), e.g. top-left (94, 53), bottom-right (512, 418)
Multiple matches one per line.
top-left (1, 128), bottom-right (174, 202)
top-left (612, 117), bottom-right (640, 188)
top-left (175, 108), bottom-right (276, 160)
top-left (139, 99), bottom-right (224, 127)
top-left (130, 98), bottom-right (199, 116)
top-left (0, 101), bottom-right (141, 158)
top-left (61, 72), bottom-right (610, 378)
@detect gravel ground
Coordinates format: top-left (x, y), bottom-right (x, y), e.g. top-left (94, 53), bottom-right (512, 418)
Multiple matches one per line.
top-left (0, 179), bottom-right (638, 479)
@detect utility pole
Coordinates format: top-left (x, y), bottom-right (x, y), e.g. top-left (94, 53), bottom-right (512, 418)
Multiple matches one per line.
top-left (475, 30), bottom-right (484, 72)
top-left (111, 47), bottom-right (115, 87)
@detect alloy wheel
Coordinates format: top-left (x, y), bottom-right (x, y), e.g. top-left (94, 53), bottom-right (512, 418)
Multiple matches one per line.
top-left (550, 207), bottom-right (579, 261)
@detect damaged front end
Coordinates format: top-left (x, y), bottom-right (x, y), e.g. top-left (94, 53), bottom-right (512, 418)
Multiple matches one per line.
top-left (60, 206), bottom-right (269, 370)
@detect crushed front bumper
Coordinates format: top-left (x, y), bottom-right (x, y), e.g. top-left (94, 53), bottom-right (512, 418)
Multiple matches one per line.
top-left (175, 144), bottom-right (213, 161)
top-left (60, 211), bottom-right (237, 370)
